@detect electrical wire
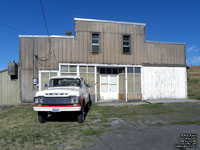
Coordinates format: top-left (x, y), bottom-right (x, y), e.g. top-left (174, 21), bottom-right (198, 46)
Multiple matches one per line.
top-left (0, 23), bottom-right (27, 34)
top-left (38, 0), bottom-right (58, 66)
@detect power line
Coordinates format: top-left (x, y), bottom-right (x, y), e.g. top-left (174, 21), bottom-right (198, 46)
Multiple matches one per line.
top-left (40, 0), bottom-right (50, 36)
top-left (38, 0), bottom-right (58, 65)
top-left (0, 23), bottom-right (27, 34)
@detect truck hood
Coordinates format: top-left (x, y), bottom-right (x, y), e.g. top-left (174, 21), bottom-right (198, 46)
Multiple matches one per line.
top-left (35, 87), bottom-right (80, 97)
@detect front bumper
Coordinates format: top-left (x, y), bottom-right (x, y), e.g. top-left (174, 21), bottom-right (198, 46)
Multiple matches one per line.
top-left (33, 106), bottom-right (81, 112)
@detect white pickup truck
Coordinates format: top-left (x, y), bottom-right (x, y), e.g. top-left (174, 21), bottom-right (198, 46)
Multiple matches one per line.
top-left (33, 76), bottom-right (92, 123)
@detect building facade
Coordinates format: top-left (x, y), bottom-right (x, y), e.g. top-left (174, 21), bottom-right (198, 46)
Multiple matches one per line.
top-left (19, 18), bottom-right (187, 103)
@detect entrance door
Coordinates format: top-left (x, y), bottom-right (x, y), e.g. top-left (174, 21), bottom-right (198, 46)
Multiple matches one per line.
top-left (100, 75), bottom-right (118, 100)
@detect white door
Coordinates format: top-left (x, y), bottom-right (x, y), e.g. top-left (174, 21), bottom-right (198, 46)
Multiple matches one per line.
top-left (100, 75), bottom-right (118, 100)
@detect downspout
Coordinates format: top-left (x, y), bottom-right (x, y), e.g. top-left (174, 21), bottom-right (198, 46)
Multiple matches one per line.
top-left (33, 37), bottom-right (38, 95)
top-left (125, 66), bottom-right (128, 102)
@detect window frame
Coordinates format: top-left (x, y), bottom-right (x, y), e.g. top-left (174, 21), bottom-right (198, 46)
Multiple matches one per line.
top-left (91, 33), bottom-right (100, 53)
top-left (122, 34), bottom-right (131, 54)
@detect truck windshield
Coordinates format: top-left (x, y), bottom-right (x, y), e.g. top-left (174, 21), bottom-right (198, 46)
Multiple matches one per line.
top-left (49, 78), bottom-right (81, 87)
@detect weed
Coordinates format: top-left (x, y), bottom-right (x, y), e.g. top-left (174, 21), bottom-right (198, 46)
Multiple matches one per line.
top-left (83, 129), bottom-right (104, 136)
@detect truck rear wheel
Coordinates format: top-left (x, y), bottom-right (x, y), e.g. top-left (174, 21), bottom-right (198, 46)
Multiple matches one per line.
top-left (38, 112), bottom-right (48, 123)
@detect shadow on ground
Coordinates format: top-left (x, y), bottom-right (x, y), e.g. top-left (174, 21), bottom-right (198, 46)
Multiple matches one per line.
top-left (46, 106), bottom-right (90, 122)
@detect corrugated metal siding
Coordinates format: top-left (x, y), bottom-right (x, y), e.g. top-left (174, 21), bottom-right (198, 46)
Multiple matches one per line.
top-left (141, 67), bottom-right (187, 100)
top-left (0, 70), bottom-right (20, 105)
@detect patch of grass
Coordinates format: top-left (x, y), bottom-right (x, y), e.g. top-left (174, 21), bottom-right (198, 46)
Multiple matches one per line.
top-left (187, 66), bottom-right (200, 99)
top-left (1, 102), bottom-right (200, 149)
top-left (102, 124), bottom-right (112, 127)
top-left (153, 120), bottom-right (200, 126)
top-left (100, 116), bottom-right (109, 123)
top-left (171, 120), bottom-right (200, 125)
top-left (140, 103), bottom-right (163, 109)
top-left (83, 129), bottom-right (104, 136)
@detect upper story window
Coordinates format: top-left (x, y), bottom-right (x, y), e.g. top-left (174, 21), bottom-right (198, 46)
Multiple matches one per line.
top-left (92, 33), bottom-right (100, 53)
top-left (123, 35), bottom-right (131, 54)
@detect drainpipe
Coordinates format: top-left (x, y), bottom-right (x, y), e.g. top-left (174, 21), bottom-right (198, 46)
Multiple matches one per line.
top-left (95, 66), bottom-right (97, 102)
top-left (125, 66), bottom-right (127, 102)
top-left (33, 37), bottom-right (38, 94)
top-left (33, 55), bottom-right (38, 92)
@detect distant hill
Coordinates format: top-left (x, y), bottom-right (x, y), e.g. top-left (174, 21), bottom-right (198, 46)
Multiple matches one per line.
top-left (187, 66), bottom-right (200, 99)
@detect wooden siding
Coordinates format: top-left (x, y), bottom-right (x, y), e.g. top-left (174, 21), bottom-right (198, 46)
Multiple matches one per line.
top-left (144, 42), bottom-right (186, 65)
top-left (142, 67), bottom-right (187, 100)
top-left (0, 70), bottom-right (20, 105)
top-left (19, 20), bottom-right (186, 102)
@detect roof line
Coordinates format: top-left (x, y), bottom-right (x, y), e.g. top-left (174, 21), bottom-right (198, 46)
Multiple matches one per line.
top-left (74, 18), bottom-right (146, 26)
top-left (19, 35), bottom-right (74, 38)
top-left (145, 40), bottom-right (186, 45)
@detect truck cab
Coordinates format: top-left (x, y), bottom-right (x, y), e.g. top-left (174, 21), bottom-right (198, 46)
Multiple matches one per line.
top-left (33, 76), bottom-right (92, 123)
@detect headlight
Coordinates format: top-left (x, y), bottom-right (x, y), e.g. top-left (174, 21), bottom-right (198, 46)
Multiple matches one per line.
top-left (34, 97), bottom-right (39, 104)
top-left (69, 96), bottom-right (80, 104)
top-left (34, 97), bottom-right (44, 104)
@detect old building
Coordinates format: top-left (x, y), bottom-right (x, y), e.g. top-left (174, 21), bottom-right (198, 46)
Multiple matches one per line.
top-left (17, 18), bottom-right (187, 103)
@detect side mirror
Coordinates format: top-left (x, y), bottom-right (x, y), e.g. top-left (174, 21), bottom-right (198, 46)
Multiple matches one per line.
top-left (44, 83), bottom-right (48, 87)
top-left (85, 82), bottom-right (90, 87)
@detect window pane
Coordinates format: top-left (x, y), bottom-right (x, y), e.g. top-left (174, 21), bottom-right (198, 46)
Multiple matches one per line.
top-left (135, 67), bottom-right (141, 73)
top-left (92, 45), bottom-right (99, 52)
top-left (106, 68), bottom-right (111, 74)
top-left (123, 47), bottom-right (130, 53)
top-left (69, 66), bottom-right (77, 72)
top-left (100, 68), bottom-right (106, 74)
top-left (123, 35), bottom-right (130, 41)
top-left (119, 68), bottom-right (125, 73)
top-left (92, 34), bottom-right (99, 38)
top-left (92, 40), bottom-right (99, 44)
top-left (61, 65), bottom-right (68, 72)
top-left (113, 68), bottom-right (118, 74)
top-left (92, 34), bottom-right (99, 44)
top-left (123, 42), bottom-right (129, 46)
top-left (127, 67), bottom-right (134, 73)
top-left (88, 66), bottom-right (95, 73)
top-left (80, 66), bottom-right (87, 72)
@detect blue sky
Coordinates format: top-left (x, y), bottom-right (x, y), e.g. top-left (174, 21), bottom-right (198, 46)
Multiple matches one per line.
top-left (0, 0), bottom-right (200, 70)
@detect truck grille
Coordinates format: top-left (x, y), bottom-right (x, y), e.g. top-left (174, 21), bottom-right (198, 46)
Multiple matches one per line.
top-left (43, 97), bottom-right (71, 105)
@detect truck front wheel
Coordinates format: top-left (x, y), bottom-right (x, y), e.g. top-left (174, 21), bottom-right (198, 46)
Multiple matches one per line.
top-left (77, 107), bottom-right (85, 123)
top-left (38, 112), bottom-right (48, 123)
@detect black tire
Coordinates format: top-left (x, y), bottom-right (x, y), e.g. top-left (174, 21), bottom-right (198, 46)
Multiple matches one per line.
top-left (78, 107), bottom-right (85, 123)
top-left (78, 114), bottom-right (84, 123)
top-left (38, 112), bottom-right (48, 123)
top-left (89, 99), bottom-right (92, 107)
top-left (87, 100), bottom-right (92, 110)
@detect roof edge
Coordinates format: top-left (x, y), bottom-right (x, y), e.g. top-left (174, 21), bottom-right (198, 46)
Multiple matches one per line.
top-left (19, 35), bottom-right (74, 38)
top-left (74, 18), bottom-right (146, 26)
top-left (146, 40), bottom-right (186, 45)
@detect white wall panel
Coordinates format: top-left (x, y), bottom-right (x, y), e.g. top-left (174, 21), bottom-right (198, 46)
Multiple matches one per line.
top-left (141, 67), bottom-right (187, 100)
